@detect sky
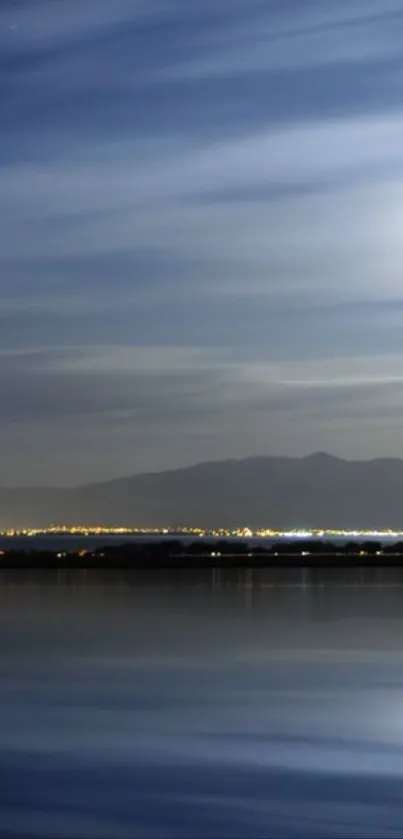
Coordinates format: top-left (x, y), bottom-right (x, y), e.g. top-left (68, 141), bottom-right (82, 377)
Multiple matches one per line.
top-left (2, 0), bottom-right (403, 486)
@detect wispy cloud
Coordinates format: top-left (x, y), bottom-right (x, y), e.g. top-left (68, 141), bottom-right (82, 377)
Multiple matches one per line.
top-left (154, 0), bottom-right (403, 81)
top-left (0, 0), bottom-right (163, 50)
top-left (2, 0), bottom-right (403, 481)
top-left (1, 343), bottom-right (403, 484)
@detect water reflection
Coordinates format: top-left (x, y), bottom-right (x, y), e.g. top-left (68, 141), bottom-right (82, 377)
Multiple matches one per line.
top-left (1, 568), bottom-right (403, 837)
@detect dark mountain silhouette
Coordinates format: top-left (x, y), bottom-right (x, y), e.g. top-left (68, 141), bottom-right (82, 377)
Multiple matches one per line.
top-left (1, 453), bottom-right (403, 530)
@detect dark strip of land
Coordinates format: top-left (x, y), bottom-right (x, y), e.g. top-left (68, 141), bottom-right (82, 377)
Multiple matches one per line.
top-left (2, 539), bottom-right (403, 567)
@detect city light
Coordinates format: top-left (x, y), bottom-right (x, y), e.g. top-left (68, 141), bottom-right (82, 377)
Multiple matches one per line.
top-left (1, 526), bottom-right (403, 539)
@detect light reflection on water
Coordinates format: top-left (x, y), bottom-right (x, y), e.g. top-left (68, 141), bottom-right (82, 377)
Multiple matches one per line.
top-left (1, 568), bottom-right (403, 837)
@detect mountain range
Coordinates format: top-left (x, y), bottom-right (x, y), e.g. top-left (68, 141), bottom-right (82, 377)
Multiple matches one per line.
top-left (2, 453), bottom-right (403, 531)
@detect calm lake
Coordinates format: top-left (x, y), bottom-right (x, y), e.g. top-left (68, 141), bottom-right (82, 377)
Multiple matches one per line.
top-left (1, 567), bottom-right (403, 837)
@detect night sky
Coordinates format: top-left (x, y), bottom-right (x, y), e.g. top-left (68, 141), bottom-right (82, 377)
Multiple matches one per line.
top-left (2, 0), bottom-right (403, 487)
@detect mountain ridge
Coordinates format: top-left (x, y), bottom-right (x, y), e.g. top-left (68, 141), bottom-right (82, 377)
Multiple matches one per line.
top-left (1, 453), bottom-right (403, 530)
top-left (75, 452), bottom-right (403, 488)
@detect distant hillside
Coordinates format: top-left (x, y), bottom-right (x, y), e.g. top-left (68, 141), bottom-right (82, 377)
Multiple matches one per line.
top-left (1, 453), bottom-right (403, 530)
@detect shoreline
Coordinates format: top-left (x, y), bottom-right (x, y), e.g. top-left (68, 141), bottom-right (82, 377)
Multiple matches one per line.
top-left (3, 552), bottom-right (403, 569)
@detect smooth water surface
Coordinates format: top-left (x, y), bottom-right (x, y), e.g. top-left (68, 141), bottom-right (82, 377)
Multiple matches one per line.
top-left (2, 567), bottom-right (403, 837)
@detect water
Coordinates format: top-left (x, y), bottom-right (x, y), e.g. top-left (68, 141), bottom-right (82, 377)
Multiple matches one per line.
top-left (2, 567), bottom-right (403, 837)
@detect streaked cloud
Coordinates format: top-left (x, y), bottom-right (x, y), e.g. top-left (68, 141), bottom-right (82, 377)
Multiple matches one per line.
top-left (2, 0), bottom-right (403, 482)
top-left (161, 0), bottom-right (403, 80)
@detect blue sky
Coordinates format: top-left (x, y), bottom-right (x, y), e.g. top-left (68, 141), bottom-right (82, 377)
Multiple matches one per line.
top-left (2, 0), bottom-right (403, 485)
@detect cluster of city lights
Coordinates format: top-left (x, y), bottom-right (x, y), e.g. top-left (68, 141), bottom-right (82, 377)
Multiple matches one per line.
top-left (1, 526), bottom-right (403, 539)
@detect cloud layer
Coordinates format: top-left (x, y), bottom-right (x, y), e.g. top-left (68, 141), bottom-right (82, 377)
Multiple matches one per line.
top-left (2, 0), bottom-right (403, 484)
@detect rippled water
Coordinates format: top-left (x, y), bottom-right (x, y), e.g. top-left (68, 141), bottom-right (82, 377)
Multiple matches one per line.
top-left (2, 567), bottom-right (403, 837)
